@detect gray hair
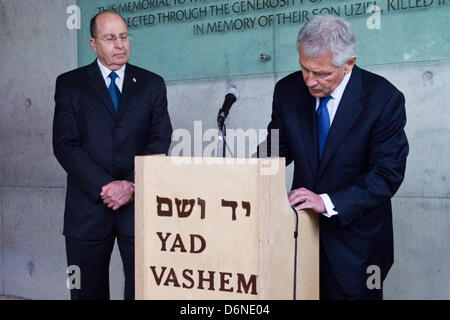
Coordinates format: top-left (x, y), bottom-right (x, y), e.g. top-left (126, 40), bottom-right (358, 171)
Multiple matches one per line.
top-left (297, 15), bottom-right (356, 67)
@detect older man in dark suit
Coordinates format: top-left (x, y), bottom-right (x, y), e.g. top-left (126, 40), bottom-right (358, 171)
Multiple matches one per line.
top-left (261, 15), bottom-right (408, 299)
top-left (53, 11), bottom-right (172, 300)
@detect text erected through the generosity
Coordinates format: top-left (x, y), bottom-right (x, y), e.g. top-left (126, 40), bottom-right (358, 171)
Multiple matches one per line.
top-left (96, 0), bottom-right (450, 35)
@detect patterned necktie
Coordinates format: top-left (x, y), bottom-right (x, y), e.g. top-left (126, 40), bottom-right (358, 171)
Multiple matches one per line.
top-left (317, 95), bottom-right (332, 159)
top-left (108, 71), bottom-right (120, 112)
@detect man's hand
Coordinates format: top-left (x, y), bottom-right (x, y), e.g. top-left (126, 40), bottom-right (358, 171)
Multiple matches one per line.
top-left (100, 180), bottom-right (135, 211)
top-left (288, 187), bottom-right (326, 214)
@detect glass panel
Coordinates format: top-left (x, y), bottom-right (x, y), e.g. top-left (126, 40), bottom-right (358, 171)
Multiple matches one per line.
top-left (274, 0), bottom-right (450, 73)
top-left (78, 0), bottom-right (450, 81)
top-left (77, 0), bottom-right (275, 81)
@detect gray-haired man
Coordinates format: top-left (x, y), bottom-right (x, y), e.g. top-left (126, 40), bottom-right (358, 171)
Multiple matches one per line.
top-left (261, 15), bottom-right (408, 299)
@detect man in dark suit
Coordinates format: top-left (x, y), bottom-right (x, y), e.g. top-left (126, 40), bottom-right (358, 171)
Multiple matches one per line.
top-left (260, 15), bottom-right (408, 299)
top-left (53, 11), bottom-right (172, 300)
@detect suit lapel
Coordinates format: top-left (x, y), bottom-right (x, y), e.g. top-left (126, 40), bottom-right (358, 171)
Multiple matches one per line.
top-left (86, 61), bottom-right (118, 118)
top-left (318, 66), bottom-right (365, 176)
top-left (117, 64), bottom-right (138, 121)
top-left (295, 92), bottom-right (319, 173)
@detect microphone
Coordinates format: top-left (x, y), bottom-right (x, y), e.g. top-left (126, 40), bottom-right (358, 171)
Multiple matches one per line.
top-left (217, 87), bottom-right (239, 129)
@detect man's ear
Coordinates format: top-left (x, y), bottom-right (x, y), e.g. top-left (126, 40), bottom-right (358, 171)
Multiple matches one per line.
top-left (344, 56), bottom-right (357, 74)
top-left (89, 38), bottom-right (97, 54)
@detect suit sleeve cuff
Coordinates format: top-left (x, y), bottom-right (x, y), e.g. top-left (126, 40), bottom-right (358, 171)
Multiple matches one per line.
top-left (320, 193), bottom-right (339, 218)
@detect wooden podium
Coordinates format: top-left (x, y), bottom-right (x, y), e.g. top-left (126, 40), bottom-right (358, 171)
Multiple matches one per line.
top-left (135, 156), bottom-right (319, 300)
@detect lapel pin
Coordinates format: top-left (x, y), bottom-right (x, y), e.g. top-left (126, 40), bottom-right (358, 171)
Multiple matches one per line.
top-left (133, 77), bottom-right (137, 83)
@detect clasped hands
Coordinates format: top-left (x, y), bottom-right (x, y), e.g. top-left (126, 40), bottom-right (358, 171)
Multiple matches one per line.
top-left (288, 187), bottom-right (326, 214)
top-left (100, 180), bottom-right (135, 211)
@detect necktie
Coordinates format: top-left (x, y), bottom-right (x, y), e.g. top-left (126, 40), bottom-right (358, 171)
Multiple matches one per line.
top-left (108, 71), bottom-right (120, 112)
top-left (317, 95), bottom-right (332, 159)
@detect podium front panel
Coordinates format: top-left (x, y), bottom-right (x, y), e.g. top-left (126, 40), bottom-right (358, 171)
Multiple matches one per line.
top-left (135, 156), bottom-right (318, 300)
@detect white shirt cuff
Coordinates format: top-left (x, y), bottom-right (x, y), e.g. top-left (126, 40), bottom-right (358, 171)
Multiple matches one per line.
top-left (320, 193), bottom-right (338, 218)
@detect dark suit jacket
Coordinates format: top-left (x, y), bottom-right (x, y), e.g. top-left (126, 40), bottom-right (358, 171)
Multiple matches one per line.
top-left (53, 61), bottom-right (172, 241)
top-left (263, 66), bottom-right (408, 295)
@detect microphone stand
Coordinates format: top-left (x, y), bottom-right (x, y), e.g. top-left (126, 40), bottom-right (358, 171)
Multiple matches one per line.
top-left (220, 123), bottom-right (227, 158)
top-left (218, 114), bottom-right (229, 158)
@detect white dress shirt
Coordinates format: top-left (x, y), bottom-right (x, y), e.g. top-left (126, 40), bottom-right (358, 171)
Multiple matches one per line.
top-left (316, 71), bottom-right (352, 218)
top-left (97, 59), bottom-right (126, 93)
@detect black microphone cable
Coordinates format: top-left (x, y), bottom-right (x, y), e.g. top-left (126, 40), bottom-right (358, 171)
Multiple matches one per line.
top-left (291, 205), bottom-right (300, 300)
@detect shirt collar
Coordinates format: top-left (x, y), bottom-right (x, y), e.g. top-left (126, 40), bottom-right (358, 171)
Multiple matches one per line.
top-left (97, 59), bottom-right (126, 81)
top-left (329, 70), bottom-right (352, 102)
